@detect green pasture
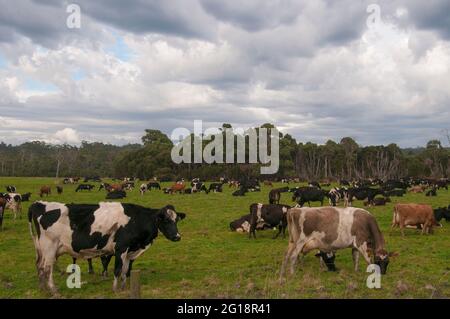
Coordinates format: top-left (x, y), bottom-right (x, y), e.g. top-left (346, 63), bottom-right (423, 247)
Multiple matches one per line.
top-left (0, 177), bottom-right (448, 298)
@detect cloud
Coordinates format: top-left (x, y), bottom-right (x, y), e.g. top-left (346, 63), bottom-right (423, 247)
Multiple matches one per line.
top-left (0, 0), bottom-right (449, 148)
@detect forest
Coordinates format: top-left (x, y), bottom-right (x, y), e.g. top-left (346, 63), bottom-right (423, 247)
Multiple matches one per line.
top-left (0, 124), bottom-right (448, 180)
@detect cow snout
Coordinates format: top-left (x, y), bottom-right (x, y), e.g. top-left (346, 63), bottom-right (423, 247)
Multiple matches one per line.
top-left (173, 233), bottom-right (181, 241)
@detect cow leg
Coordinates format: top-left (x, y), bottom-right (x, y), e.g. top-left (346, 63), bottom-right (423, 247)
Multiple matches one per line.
top-left (101, 255), bottom-right (113, 276)
top-left (273, 226), bottom-right (282, 239)
top-left (113, 253), bottom-right (123, 292)
top-left (289, 241), bottom-right (307, 275)
top-left (356, 243), bottom-right (371, 267)
top-left (126, 260), bottom-right (135, 277)
top-left (352, 248), bottom-right (360, 271)
top-left (280, 241), bottom-right (296, 281)
top-left (87, 258), bottom-right (94, 274)
top-left (38, 240), bottom-right (58, 294)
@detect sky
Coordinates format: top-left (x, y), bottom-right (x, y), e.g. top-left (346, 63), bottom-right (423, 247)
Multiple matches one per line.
top-left (0, 0), bottom-right (449, 147)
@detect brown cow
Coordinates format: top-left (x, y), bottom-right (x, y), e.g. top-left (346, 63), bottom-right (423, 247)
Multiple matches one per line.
top-left (263, 181), bottom-right (273, 187)
top-left (170, 182), bottom-right (185, 194)
top-left (39, 186), bottom-right (51, 197)
top-left (280, 206), bottom-right (394, 280)
top-left (392, 203), bottom-right (435, 236)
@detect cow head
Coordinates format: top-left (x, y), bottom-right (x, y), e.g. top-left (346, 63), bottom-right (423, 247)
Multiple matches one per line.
top-left (374, 250), bottom-right (398, 274)
top-left (315, 251), bottom-right (337, 272)
top-left (157, 205), bottom-right (186, 241)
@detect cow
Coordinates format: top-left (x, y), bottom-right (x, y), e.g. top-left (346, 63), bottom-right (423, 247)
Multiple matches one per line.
top-left (263, 181), bottom-right (273, 187)
top-left (230, 214), bottom-right (270, 233)
top-left (343, 187), bottom-right (385, 207)
top-left (232, 187), bottom-right (247, 196)
top-left (248, 203), bottom-right (291, 239)
top-left (434, 179), bottom-right (448, 190)
top-left (6, 185), bottom-right (16, 193)
top-left (75, 184), bottom-right (95, 192)
top-left (292, 187), bottom-right (325, 207)
top-left (106, 190), bottom-right (127, 199)
top-left (364, 197), bottom-right (391, 206)
top-left (409, 185), bottom-right (426, 193)
top-left (191, 182), bottom-right (209, 194)
top-left (308, 181), bottom-right (321, 189)
top-left (28, 202), bottom-right (185, 294)
top-left (122, 182), bottom-right (134, 191)
top-left (328, 187), bottom-right (344, 206)
top-left (434, 206), bottom-right (450, 223)
top-left (147, 182), bottom-right (161, 190)
top-left (170, 182), bottom-right (185, 194)
top-left (3, 193), bottom-right (22, 219)
top-left (391, 204), bottom-right (436, 236)
top-left (21, 192), bottom-right (32, 202)
top-left (139, 184), bottom-right (148, 195)
top-left (280, 207), bottom-right (395, 281)
top-left (56, 186), bottom-right (63, 195)
top-left (40, 186), bottom-right (51, 197)
top-left (268, 187), bottom-right (289, 204)
top-left (425, 187), bottom-right (437, 197)
top-left (208, 183), bottom-right (223, 193)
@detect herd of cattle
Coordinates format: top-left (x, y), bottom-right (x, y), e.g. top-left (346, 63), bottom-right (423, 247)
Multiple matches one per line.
top-left (0, 176), bottom-right (449, 295)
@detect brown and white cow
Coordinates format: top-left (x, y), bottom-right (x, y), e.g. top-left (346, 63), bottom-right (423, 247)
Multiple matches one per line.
top-left (280, 206), bottom-right (394, 280)
top-left (391, 203), bottom-right (435, 236)
top-left (4, 193), bottom-right (22, 219)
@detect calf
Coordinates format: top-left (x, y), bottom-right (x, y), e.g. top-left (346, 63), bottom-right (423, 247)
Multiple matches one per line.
top-left (328, 187), bottom-right (344, 206)
top-left (230, 214), bottom-right (269, 233)
top-left (249, 203), bottom-right (290, 239)
top-left (56, 186), bottom-right (63, 195)
top-left (75, 184), bottom-right (95, 192)
top-left (139, 183), bottom-right (148, 195)
top-left (4, 193), bottom-right (22, 219)
top-left (280, 207), bottom-right (394, 280)
top-left (268, 187), bottom-right (289, 204)
top-left (392, 204), bottom-right (435, 236)
top-left (28, 202), bottom-right (185, 294)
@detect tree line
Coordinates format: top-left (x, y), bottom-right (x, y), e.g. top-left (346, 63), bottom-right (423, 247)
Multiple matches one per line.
top-left (0, 124), bottom-right (448, 180)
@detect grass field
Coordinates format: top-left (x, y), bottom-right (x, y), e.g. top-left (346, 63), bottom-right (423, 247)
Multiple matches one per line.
top-left (0, 177), bottom-right (449, 299)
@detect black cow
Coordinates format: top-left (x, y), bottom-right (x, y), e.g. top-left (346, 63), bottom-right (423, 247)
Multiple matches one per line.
top-left (249, 203), bottom-right (290, 239)
top-left (232, 187), bottom-right (247, 196)
top-left (28, 202), bottom-right (185, 293)
top-left (292, 187), bottom-right (325, 207)
top-left (208, 183), bottom-right (223, 193)
top-left (327, 187), bottom-right (344, 206)
top-left (425, 187), bottom-right (437, 197)
top-left (56, 186), bottom-right (63, 195)
top-left (6, 186), bottom-right (16, 193)
top-left (75, 184), bottom-right (95, 192)
top-left (308, 181), bottom-right (321, 189)
top-left (21, 192), bottom-right (32, 202)
top-left (147, 182), bottom-right (161, 190)
top-left (434, 206), bottom-right (450, 222)
top-left (106, 190), bottom-right (126, 199)
top-left (434, 180), bottom-right (448, 190)
top-left (191, 182), bottom-right (209, 194)
top-left (344, 187), bottom-right (385, 206)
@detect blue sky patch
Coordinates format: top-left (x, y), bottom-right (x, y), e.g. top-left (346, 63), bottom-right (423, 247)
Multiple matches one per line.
top-left (106, 33), bottom-right (134, 61)
top-left (25, 77), bottom-right (59, 92)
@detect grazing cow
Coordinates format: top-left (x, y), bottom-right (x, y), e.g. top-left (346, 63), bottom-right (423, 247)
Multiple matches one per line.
top-left (75, 184), bottom-right (95, 192)
top-left (6, 185), bottom-right (16, 193)
top-left (292, 187), bottom-right (325, 207)
top-left (106, 190), bottom-right (127, 199)
top-left (147, 182), bottom-right (161, 190)
top-left (434, 180), bottom-right (448, 190)
top-left (39, 186), bottom-right (51, 197)
top-left (268, 187), bottom-right (289, 204)
top-left (434, 206), bottom-right (450, 222)
top-left (249, 203), bottom-right (291, 239)
top-left (0, 197), bottom-right (6, 230)
top-left (122, 182), bottom-right (134, 191)
top-left (56, 186), bottom-right (63, 195)
top-left (139, 184), bottom-right (148, 195)
top-left (28, 202), bottom-right (185, 294)
top-left (21, 192), bottom-right (32, 202)
top-left (208, 183), bottom-right (223, 193)
top-left (343, 187), bottom-right (385, 207)
top-left (280, 207), bottom-right (395, 280)
top-left (4, 193), bottom-right (22, 219)
top-left (328, 187), bottom-right (344, 206)
top-left (308, 181), bottom-right (321, 189)
top-left (392, 204), bottom-right (436, 236)
top-left (191, 182), bottom-right (209, 194)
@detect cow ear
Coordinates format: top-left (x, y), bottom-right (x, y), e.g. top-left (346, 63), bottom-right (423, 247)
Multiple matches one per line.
top-left (177, 212), bottom-right (186, 221)
top-left (388, 251), bottom-right (399, 258)
top-left (157, 208), bottom-right (168, 221)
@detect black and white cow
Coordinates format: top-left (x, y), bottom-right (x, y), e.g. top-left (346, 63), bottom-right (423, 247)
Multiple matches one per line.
top-left (106, 190), bottom-right (127, 199)
top-left (21, 192), bottom-right (32, 202)
top-left (208, 183), bottom-right (223, 193)
top-left (28, 202), bottom-right (186, 294)
top-left (229, 214), bottom-right (270, 233)
top-left (4, 193), bottom-right (22, 219)
top-left (139, 183), bottom-right (148, 195)
top-left (291, 187), bottom-right (326, 207)
top-left (75, 184), bottom-right (95, 192)
top-left (249, 203), bottom-right (291, 239)
top-left (6, 185), bottom-right (16, 193)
